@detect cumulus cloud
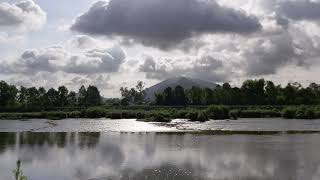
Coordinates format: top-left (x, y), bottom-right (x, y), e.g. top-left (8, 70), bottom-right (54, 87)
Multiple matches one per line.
top-left (0, 0), bottom-right (46, 30)
top-left (139, 55), bottom-right (230, 82)
top-left (241, 32), bottom-right (302, 75)
top-left (1, 45), bottom-right (126, 75)
top-left (71, 0), bottom-right (261, 50)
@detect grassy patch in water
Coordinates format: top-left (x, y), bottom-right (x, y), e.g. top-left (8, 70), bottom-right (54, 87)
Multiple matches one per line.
top-left (1, 105), bottom-right (320, 121)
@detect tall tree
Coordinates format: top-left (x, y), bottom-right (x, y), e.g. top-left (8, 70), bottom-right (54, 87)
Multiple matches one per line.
top-left (265, 81), bottom-right (278, 105)
top-left (45, 88), bottom-right (59, 107)
top-left (85, 85), bottom-right (101, 106)
top-left (163, 87), bottom-right (174, 105)
top-left (78, 85), bottom-right (87, 106)
top-left (58, 86), bottom-right (69, 107)
top-left (67, 91), bottom-right (77, 107)
top-left (174, 86), bottom-right (187, 105)
top-left (0, 81), bottom-right (18, 107)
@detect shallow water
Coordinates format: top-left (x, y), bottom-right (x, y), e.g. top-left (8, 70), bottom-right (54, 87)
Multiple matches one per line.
top-left (1, 118), bottom-right (320, 132)
top-left (1, 132), bottom-right (320, 180)
top-left (2, 118), bottom-right (320, 179)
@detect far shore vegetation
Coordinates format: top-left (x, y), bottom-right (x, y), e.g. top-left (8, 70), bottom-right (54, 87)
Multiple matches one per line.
top-left (1, 79), bottom-right (320, 121)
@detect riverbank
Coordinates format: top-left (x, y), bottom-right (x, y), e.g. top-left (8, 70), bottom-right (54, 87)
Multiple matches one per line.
top-left (0, 105), bottom-right (319, 121)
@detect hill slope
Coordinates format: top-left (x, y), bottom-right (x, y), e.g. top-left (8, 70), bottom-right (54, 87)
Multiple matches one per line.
top-left (145, 77), bottom-right (218, 101)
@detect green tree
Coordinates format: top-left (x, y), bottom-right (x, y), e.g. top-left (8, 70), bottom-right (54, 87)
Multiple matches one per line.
top-left (0, 81), bottom-right (18, 107)
top-left (38, 87), bottom-right (47, 107)
top-left (203, 88), bottom-right (214, 105)
top-left (241, 79), bottom-right (265, 105)
top-left (174, 86), bottom-right (187, 105)
top-left (155, 93), bottom-right (164, 105)
top-left (187, 86), bottom-right (203, 105)
top-left (18, 86), bottom-right (27, 108)
top-left (163, 87), bottom-right (174, 105)
top-left (25, 87), bottom-right (40, 107)
top-left (78, 85), bottom-right (87, 106)
top-left (58, 86), bottom-right (69, 107)
top-left (45, 88), bottom-right (59, 107)
top-left (134, 81), bottom-right (146, 103)
top-left (67, 91), bottom-right (77, 107)
top-left (265, 81), bottom-right (278, 105)
top-left (85, 85), bottom-right (101, 106)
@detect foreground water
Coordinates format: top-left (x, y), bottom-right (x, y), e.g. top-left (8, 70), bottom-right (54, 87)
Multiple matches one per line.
top-left (1, 132), bottom-right (320, 180)
top-left (2, 118), bottom-right (320, 179)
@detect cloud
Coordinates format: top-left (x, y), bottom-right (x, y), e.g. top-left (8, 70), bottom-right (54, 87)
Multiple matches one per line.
top-left (1, 45), bottom-right (126, 75)
top-left (241, 32), bottom-right (302, 75)
top-left (139, 55), bottom-right (230, 82)
top-left (0, 0), bottom-right (46, 30)
top-left (71, 0), bottom-right (261, 50)
top-left (277, 0), bottom-right (320, 21)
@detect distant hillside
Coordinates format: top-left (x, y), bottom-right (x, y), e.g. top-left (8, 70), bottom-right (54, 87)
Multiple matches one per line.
top-left (145, 77), bottom-right (218, 101)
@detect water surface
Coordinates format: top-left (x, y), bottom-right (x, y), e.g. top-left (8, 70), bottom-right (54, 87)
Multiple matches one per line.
top-left (1, 118), bottom-right (320, 132)
top-left (1, 132), bottom-right (320, 180)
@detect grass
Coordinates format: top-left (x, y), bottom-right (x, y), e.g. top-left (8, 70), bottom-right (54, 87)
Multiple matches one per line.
top-left (0, 105), bottom-right (320, 122)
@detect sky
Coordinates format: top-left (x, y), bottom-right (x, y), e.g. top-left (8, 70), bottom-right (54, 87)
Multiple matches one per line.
top-left (1, 0), bottom-right (320, 97)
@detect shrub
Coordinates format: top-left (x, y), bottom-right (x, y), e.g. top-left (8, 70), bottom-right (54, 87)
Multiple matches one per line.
top-left (110, 111), bottom-right (122, 119)
top-left (136, 112), bottom-right (146, 119)
top-left (206, 105), bottom-right (230, 120)
top-left (305, 108), bottom-right (315, 119)
top-left (121, 111), bottom-right (137, 119)
top-left (187, 111), bottom-right (199, 121)
top-left (83, 107), bottom-right (106, 118)
top-left (197, 111), bottom-right (209, 122)
top-left (171, 110), bottom-right (189, 119)
top-left (145, 112), bottom-right (171, 122)
top-left (282, 107), bottom-right (297, 119)
top-left (237, 109), bottom-right (280, 118)
top-left (229, 110), bottom-right (239, 120)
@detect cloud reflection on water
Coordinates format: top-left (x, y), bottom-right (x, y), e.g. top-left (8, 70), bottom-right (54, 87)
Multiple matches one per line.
top-left (0, 132), bottom-right (320, 180)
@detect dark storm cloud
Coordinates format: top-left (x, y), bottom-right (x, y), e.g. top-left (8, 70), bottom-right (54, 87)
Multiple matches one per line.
top-left (277, 0), bottom-right (320, 21)
top-left (71, 0), bottom-right (261, 49)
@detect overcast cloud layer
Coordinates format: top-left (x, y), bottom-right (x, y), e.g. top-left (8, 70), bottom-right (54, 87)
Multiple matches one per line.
top-left (1, 0), bottom-right (320, 97)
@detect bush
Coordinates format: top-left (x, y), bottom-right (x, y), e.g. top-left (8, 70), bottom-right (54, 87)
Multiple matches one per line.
top-left (229, 110), bottom-right (239, 120)
top-left (145, 112), bottom-right (171, 122)
top-left (121, 111), bottom-right (137, 119)
top-left (136, 112), bottom-right (146, 119)
top-left (282, 107), bottom-right (297, 119)
top-left (206, 105), bottom-right (230, 120)
top-left (237, 109), bottom-right (280, 118)
top-left (187, 111), bottom-right (199, 121)
top-left (171, 110), bottom-right (189, 119)
top-left (83, 107), bottom-right (106, 118)
top-left (282, 106), bottom-right (318, 119)
top-left (110, 111), bottom-right (122, 119)
top-left (197, 111), bottom-right (209, 122)
top-left (305, 108), bottom-right (315, 119)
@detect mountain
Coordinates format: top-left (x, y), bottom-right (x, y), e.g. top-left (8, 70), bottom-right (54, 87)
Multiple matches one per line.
top-left (145, 77), bottom-right (218, 101)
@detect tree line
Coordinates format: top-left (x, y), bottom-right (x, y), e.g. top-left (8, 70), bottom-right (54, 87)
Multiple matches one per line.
top-left (154, 79), bottom-right (320, 106)
top-left (0, 80), bottom-right (101, 110)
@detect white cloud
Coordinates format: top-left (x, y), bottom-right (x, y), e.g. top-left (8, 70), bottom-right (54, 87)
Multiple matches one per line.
top-left (0, 0), bottom-right (46, 30)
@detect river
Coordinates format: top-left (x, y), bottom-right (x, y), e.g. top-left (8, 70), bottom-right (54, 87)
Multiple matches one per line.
top-left (1, 118), bottom-right (320, 179)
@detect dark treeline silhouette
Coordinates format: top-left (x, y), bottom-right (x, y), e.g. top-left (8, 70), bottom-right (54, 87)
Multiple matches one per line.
top-left (154, 79), bottom-right (320, 106)
top-left (0, 81), bottom-right (101, 110)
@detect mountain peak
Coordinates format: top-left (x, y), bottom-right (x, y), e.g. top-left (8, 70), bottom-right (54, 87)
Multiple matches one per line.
top-left (145, 77), bottom-right (217, 101)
